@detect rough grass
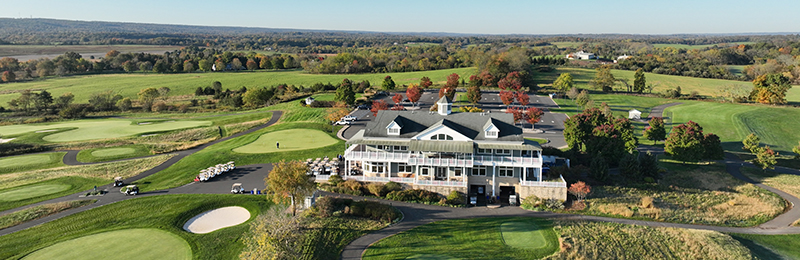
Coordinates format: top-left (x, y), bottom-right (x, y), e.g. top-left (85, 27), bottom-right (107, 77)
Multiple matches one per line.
top-left (578, 162), bottom-right (784, 227)
top-left (90, 147), bottom-right (135, 157)
top-left (0, 152), bottom-right (66, 174)
top-left (741, 167), bottom-right (800, 200)
top-left (548, 221), bottom-right (752, 260)
top-left (363, 217), bottom-right (559, 260)
top-left (300, 215), bottom-right (388, 260)
top-left (233, 129), bottom-right (339, 153)
top-left (0, 200), bottom-right (95, 230)
top-left (666, 101), bottom-right (800, 153)
top-left (0, 119), bottom-right (211, 142)
top-left (22, 228), bottom-right (192, 260)
top-left (0, 154), bottom-right (174, 211)
top-left (0, 194), bottom-right (272, 260)
top-left (0, 67), bottom-right (476, 105)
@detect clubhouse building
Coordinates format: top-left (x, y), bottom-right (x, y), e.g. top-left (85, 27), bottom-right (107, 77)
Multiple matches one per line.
top-left (332, 96), bottom-right (566, 204)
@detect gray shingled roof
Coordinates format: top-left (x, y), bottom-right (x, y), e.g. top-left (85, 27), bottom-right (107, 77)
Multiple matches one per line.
top-left (363, 110), bottom-right (522, 141)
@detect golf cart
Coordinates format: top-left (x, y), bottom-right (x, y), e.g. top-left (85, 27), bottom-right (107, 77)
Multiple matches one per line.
top-left (231, 183), bottom-right (245, 194)
top-left (113, 177), bottom-right (124, 187)
top-left (121, 185), bottom-right (139, 196)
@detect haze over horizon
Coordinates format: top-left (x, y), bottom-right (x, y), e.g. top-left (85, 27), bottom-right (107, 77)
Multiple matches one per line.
top-left (1, 0), bottom-right (800, 35)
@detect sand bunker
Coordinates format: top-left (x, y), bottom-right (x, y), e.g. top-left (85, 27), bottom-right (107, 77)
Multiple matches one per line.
top-left (0, 138), bottom-right (14, 143)
top-left (182, 206), bottom-right (250, 234)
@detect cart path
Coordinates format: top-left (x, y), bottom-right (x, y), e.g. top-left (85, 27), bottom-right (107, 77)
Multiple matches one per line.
top-left (0, 111), bottom-right (282, 236)
top-left (648, 102), bottom-right (683, 118)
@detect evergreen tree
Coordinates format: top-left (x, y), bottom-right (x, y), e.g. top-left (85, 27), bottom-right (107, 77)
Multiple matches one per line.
top-left (381, 76), bottom-right (396, 91)
top-left (639, 151), bottom-right (660, 179)
top-left (619, 152), bottom-right (640, 179)
top-left (590, 155), bottom-right (609, 182)
top-left (633, 68), bottom-right (646, 93)
top-left (643, 117), bottom-right (667, 144)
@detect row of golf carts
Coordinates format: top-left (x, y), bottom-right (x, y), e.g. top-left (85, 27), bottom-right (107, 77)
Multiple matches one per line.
top-left (195, 161), bottom-right (236, 182)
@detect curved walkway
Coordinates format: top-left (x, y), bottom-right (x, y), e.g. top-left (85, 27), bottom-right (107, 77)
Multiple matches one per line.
top-left (0, 111), bottom-right (282, 237)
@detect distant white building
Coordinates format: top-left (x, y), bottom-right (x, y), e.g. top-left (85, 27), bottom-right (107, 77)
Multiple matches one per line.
top-left (628, 109), bottom-right (642, 120)
top-left (614, 55), bottom-right (631, 63)
top-left (566, 51), bottom-right (596, 60)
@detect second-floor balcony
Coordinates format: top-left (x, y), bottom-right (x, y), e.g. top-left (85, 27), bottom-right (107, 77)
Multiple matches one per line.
top-left (346, 151), bottom-right (410, 162)
top-left (407, 157), bottom-right (472, 167)
top-left (344, 175), bottom-right (467, 187)
top-left (473, 155), bottom-right (540, 166)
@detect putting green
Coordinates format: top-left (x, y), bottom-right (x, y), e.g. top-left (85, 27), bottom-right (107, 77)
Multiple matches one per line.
top-left (0, 154), bottom-right (55, 169)
top-left (23, 228), bottom-right (191, 260)
top-left (0, 184), bottom-right (71, 202)
top-left (233, 129), bottom-right (339, 153)
top-left (0, 119), bottom-right (210, 142)
top-left (501, 222), bottom-right (548, 250)
top-left (91, 147), bottom-right (136, 158)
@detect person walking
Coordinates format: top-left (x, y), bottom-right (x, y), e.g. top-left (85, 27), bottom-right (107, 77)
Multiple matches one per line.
top-left (276, 142), bottom-right (280, 149)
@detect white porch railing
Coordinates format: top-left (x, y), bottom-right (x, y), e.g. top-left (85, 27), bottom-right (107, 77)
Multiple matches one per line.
top-left (520, 175), bottom-right (566, 187)
top-left (345, 175), bottom-right (466, 187)
top-left (407, 157), bottom-right (472, 167)
top-left (474, 155), bottom-right (540, 166)
top-left (389, 177), bottom-right (416, 183)
top-left (345, 151), bottom-right (410, 162)
top-left (414, 179), bottom-right (468, 187)
top-left (314, 175), bottom-right (331, 181)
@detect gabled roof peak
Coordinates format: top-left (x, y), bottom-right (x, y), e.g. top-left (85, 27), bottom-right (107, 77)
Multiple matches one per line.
top-left (437, 96), bottom-right (452, 104)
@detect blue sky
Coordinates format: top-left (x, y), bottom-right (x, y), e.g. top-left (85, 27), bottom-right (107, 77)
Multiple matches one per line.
top-left (2, 0), bottom-right (799, 35)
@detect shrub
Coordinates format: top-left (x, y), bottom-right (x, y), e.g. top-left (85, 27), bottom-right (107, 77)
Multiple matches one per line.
top-left (349, 200), bottom-right (400, 223)
top-left (384, 181), bottom-right (402, 193)
top-left (328, 175), bottom-right (343, 186)
top-left (59, 104), bottom-right (90, 119)
top-left (151, 101), bottom-right (168, 112)
top-left (545, 199), bottom-right (565, 210)
top-left (521, 195), bottom-right (545, 211)
top-left (446, 190), bottom-right (465, 205)
top-left (367, 183), bottom-right (386, 197)
top-left (590, 156), bottom-right (609, 182)
top-left (641, 196), bottom-right (655, 208)
top-left (341, 179), bottom-right (363, 192)
top-left (314, 196), bottom-right (353, 217)
top-left (386, 189), bottom-right (441, 204)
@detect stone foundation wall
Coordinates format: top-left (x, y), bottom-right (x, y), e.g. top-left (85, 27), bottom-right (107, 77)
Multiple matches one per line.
top-left (411, 185), bottom-right (467, 197)
top-left (516, 185), bottom-right (567, 201)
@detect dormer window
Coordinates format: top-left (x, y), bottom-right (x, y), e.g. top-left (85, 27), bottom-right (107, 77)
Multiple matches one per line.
top-left (484, 121), bottom-right (499, 139)
top-left (386, 120), bottom-right (402, 136)
top-left (388, 128), bottom-right (400, 135)
top-left (486, 130), bottom-right (498, 138)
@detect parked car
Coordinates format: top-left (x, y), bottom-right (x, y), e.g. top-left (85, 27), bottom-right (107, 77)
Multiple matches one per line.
top-left (334, 120), bottom-right (351, 125)
top-left (357, 105), bottom-right (370, 109)
top-left (377, 91), bottom-right (388, 96)
top-left (342, 115), bottom-right (357, 121)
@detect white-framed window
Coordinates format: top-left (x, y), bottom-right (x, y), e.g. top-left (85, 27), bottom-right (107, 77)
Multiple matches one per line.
top-left (376, 145), bottom-right (385, 150)
top-left (388, 128), bottom-right (400, 135)
top-left (471, 166), bottom-right (487, 176)
top-left (499, 166), bottom-right (514, 177)
top-left (369, 162), bottom-right (385, 173)
top-left (398, 163), bottom-right (413, 173)
top-left (476, 148), bottom-right (490, 154)
top-left (495, 149), bottom-right (511, 155)
top-left (453, 167), bottom-right (463, 177)
top-left (420, 167), bottom-right (430, 176)
top-left (485, 130), bottom-right (498, 137)
top-left (394, 146), bottom-right (408, 151)
top-left (430, 134), bottom-right (454, 140)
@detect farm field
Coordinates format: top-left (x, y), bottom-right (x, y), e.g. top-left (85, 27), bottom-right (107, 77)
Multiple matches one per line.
top-left (652, 42), bottom-right (755, 50)
top-left (666, 101), bottom-right (800, 153)
top-left (0, 67), bottom-right (476, 105)
top-left (0, 118), bottom-right (211, 142)
top-left (23, 228), bottom-right (192, 260)
top-left (0, 152), bottom-right (66, 174)
top-left (233, 129), bottom-right (339, 153)
top-left (363, 217), bottom-right (559, 259)
top-left (0, 44), bottom-right (182, 60)
top-left (0, 195), bottom-right (272, 260)
top-left (549, 92), bottom-right (671, 118)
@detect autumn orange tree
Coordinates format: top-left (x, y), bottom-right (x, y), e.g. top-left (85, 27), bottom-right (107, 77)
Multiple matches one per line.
top-left (419, 76), bottom-right (433, 89)
top-left (516, 91), bottom-right (529, 107)
top-left (524, 107), bottom-right (543, 129)
top-left (750, 73), bottom-right (792, 104)
top-left (506, 107), bottom-right (523, 125)
top-left (568, 181), bottom-right (591, 201)
top-left (265, 160), bottom-right (315, 216)
top-left (438, 73), bottom-right (459, 100)
top-left (371, 99), bottom-right (389, 116)
top-left (391, 93), bottom-right (404, 110)
top-left (324, 107), bottom-right (350, 132)
top-left (499, 91), bottom-right (515, 106)
top-left (406, 84), bottom-right (422, 106)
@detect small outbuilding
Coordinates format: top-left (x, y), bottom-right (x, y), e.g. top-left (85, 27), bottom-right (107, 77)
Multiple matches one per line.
top-left (628, 109), bottom-right (642, 120)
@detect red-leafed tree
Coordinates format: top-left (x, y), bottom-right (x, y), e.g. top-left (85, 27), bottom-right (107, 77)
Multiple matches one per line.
top-left (506, 106), bottom-right (523, 124)
top-left (419, 76), bottom-right (433, 89)
top-left (371, 100), bottom-right (389, 116)
top-left (479, 71), bottom-right (495, 88)
top-left (439, 86), bottom-right (456, 100)
top-left (445, 73), bottom-right (460, 89)
top-left (568, 181), bottom-right (591, 201)
top-left (406, 84), bottom-right (422, 105)
top-left (524, 107), bottom-right (544, 129)
top-left (392, 93), bottom-right (403, 104)
top-left (498, 71), bottom-right (522, 91)
top-left (499, 91), bottom-right (515, 106)
top-left (516, 91), bottom-right (529, 106)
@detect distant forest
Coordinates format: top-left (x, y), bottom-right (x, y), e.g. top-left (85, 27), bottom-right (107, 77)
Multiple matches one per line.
top-left (1, 18), bottom-right (800, 83)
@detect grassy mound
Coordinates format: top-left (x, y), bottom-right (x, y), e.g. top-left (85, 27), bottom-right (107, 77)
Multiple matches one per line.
top-left (90, 147), bottom-right (136, 157)
top-left (363, 217), bottom-right (558, 259)
top-left (22, 229), bottom-right (192, 260)
top-left (233, 129), bottom-right (339, 153)
top-left (0, 183), bottom-right (71, 202)
top-left (0, 119), bottom-right (211, 142)
top-left (501, 222), bottom-right (548, 250)
top-left (0, 152), bottom-right (66, 174)
top-left (0, 195), bottom-right (272, 260)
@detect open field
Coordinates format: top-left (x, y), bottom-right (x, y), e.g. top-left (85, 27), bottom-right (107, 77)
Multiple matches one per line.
top-left (533, 67), bottom-right (800, 103)
top-left (0, 118), bottom-right (211, 142)
top-left (575, 161), bottom-right (784, 227)
top-left (550, 221), bottom-right (752, 260)
top-left (549, 92), bottom-right (671, 118)
top-left (0, 152), bottom-right (65, 174)
top-left (0, 154), bottom-right (173, 211)
top-left (666, 101), bottom-right (800, 153)
top-left (0, 194), bottom-right (272, 260)
top-left (0, 44), bottom-right (182, 60)
top-left (233, 129), bottom-right (339, 153)
top-left (0, 67), bottom-right (476, 105)
top-left (23, 228), bottom-right (192, 260)
top-left (363, 217), bottom-right (559, 259)
top-left (652, 42), bottom-right (755, 50)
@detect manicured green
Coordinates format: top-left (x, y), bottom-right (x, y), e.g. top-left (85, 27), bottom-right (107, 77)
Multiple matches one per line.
top-left (404, 255), bottom-right (457, 260)
top-left (91, 147), bottom-right (136, 157)
top-left (22, 228), bottom-right (192, 260)
top-left (0, 119), bottom-right (211, 142)
top-left (233, 129), bottom-right (339, 153)
top-left (0, 67), bottom-right (476, 105)
top-left (363, 217), bottom-right (558, 260)
top-left (0, 152), bottom-right (66, 174)
top-left (730, 233), bottom-right (800, 260)
top-left (76, 144), bottom-right (152, 163)
top-left (0, 183), bottom-right (70, 202)
top-left (0, 195), bottom-right (272, 260)
top-left (666, 101), bottom-right (800, 153)
top-left (500, 221), bottom-right (549, 250)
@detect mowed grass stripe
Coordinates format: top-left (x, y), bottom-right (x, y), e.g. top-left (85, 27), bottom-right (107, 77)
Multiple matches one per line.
top-left (90, 147), bottom-right (136, 157)
top-left (233, 129), bottom-right (339, 153)
top-left (22, 228), bottom-right (192, 260)
top-left (500, 221), bottom-right (548, 250)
